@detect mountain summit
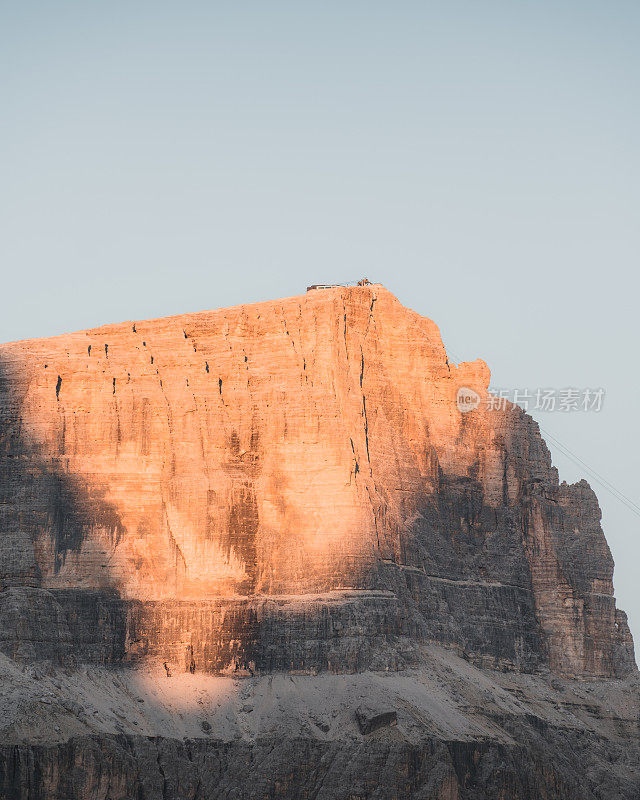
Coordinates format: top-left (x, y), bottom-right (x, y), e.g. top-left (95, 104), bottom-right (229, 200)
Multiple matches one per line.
top-left (0, 285), bottom-right (637, 799)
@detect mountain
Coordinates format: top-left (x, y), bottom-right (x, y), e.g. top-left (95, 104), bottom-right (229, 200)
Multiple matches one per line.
top-left (0, 285), bottom-right (637, 799)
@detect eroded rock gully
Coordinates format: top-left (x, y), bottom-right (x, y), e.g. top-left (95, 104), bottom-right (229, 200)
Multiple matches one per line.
top-left (0, 285), bottom-right (636, 799)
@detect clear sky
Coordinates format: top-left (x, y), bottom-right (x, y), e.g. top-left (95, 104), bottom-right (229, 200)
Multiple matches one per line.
top-left (2, 1), bottom-right (639, 657)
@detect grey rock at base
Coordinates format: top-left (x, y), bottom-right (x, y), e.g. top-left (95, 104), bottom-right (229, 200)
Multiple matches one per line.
top-left (355, 703), bottom-right (398, 735)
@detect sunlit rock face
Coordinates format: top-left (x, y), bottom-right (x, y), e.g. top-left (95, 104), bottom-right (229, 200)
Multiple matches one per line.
top-left (0, 285), bottom-right (635, 677)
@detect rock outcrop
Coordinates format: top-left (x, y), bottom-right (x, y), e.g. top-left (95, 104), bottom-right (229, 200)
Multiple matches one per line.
top-left (0, 284), bottom-right (636, 799)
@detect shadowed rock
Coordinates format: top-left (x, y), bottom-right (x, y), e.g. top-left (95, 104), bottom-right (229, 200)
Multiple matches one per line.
top-left (356, 703), bottom-right (398, 734)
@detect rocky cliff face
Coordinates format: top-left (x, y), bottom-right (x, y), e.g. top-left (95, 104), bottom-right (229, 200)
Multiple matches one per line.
top-left (0, 285), bottom-right (637, 800)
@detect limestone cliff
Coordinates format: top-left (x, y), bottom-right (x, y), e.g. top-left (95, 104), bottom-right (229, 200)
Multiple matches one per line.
top-left (0, 284), bottom-right (633, 678)
top-left (0, 285), bottom-right (637, 800)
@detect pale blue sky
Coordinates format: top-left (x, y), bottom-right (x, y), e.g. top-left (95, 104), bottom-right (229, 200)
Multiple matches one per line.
top-left (2, 1), bottom-right (639, 655)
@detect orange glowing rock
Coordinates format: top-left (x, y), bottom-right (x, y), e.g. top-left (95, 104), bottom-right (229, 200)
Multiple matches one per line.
top-left (0, 285), bottom-right (634, 678)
